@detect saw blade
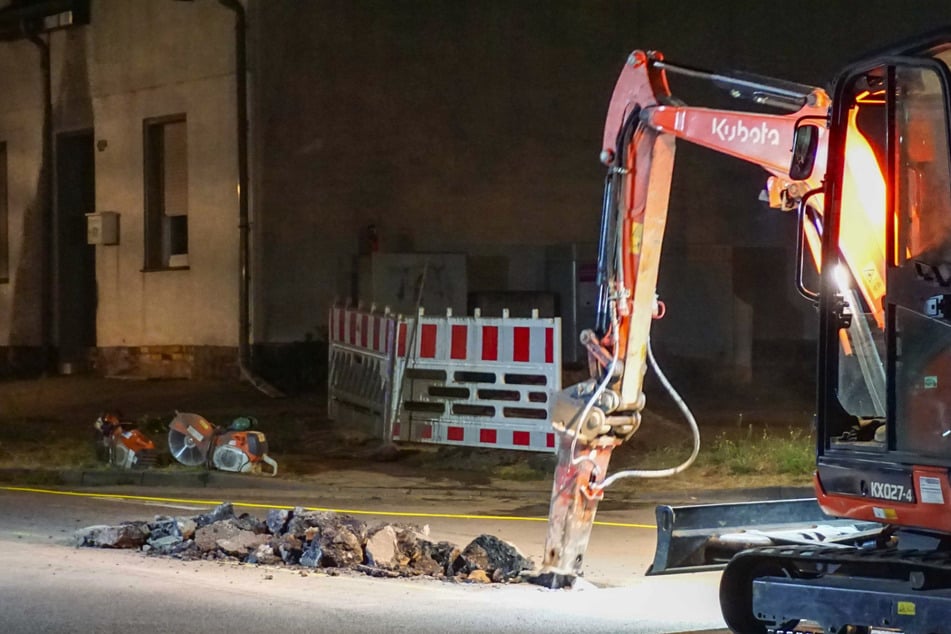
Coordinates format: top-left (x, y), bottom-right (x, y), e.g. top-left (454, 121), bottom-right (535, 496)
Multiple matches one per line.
top-left (167, 412), bottom-right (215, 466)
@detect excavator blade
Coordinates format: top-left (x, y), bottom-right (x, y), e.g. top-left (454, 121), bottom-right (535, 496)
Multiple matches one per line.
top-left (530, 431), bottom-right (621, 588)
top-left (648, 497), bottom-right (883, 575)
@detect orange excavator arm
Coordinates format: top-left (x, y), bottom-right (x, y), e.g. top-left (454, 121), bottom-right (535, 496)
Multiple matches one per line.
top-left (599, 52), bottom-right (831, 414)
top-left (533, 51), bottom-right (864, 586)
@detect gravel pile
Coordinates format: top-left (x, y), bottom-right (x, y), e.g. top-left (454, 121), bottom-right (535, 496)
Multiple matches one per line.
top-left (74, 502), bottom-right (533, 583)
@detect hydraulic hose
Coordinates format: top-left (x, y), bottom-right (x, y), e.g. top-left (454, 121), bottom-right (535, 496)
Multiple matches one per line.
top-left (593, 336), bottom-right (700, 488)
top-left (560, 302), bottom-right (622, 479)
top-left (567, 311), bottom-right (619, 439)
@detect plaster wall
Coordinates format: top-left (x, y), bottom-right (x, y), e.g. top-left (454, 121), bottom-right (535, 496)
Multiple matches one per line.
top-left (2, 0), bottom-right (951, 386)
top-left (0, 0), bottom-right (239, 352)
top-left (0, 102), bottom-right (46, 346)
top-left (250, 0), bottom-right (951, 378)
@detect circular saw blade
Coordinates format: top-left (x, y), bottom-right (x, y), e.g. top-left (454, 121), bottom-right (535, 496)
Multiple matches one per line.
top-left (167, 412), bottom-right (215, 466)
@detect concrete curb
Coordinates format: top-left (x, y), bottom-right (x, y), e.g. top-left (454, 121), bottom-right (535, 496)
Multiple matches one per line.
top-left (0, 468), bottom-right (294, 489)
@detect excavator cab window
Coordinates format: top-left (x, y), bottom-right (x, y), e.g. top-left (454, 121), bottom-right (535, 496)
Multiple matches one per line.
top-left (893, 63), bottom-right (951, 457)
top-left (827, 66), bottom-right (889, 448)
top-left (822, 55), bottom-right (951, 462)
top-left (896, 65), bottom-right (951, 268)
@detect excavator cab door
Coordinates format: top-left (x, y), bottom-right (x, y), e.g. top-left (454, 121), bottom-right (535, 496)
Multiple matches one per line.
top-left (888, 61), bottom-right (951, 462)
top-left (816, 44), bottom-right (951, 530)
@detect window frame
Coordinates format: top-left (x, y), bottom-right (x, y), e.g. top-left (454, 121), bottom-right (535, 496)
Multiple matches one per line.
top-left (142, 113), bottom-right (189, 272)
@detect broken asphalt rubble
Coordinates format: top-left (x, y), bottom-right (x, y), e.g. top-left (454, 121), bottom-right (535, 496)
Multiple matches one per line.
top-left (74, 502), bottom-right (533, 584)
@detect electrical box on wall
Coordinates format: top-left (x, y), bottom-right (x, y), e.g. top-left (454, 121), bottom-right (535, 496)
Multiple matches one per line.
top-left (86, 211), bottom-right (119, 245)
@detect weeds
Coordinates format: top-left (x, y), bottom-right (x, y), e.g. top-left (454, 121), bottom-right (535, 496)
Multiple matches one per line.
top-left (700, 426), bottom-right (814, 476)
top-left (493, 462), bottom-right (547, 481)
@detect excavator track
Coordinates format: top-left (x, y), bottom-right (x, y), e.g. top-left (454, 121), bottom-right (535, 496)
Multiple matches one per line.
top-left (720, 543), bottom-right (951, 633)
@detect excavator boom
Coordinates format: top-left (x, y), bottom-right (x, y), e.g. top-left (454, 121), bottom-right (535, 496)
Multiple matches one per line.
top-left (536, 50), bottom-right (834, 585)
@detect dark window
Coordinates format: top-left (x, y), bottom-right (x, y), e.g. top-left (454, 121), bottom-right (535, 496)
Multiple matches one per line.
top-left (143, 115), bottom-right (188, 269)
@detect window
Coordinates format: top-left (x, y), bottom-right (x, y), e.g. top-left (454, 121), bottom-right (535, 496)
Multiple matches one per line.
top-left (895, 307), bottom-right (951, 457)
top-left (0, 142), bottom-right (7, 282)
top-left (893, 65), bottom-right (951, 456)
top-left (833, 70), bottom-right (888, 423)
top-left (143, 115), bottom-right (188, 269)
top-left (896, 66), bottom-right (951, 267)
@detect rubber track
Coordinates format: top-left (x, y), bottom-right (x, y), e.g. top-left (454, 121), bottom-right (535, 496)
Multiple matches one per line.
top-left (722, 544), bottom-right (951, 633)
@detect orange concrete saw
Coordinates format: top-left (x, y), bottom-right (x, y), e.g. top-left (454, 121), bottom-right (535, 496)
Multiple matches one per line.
top-left (167, 412), bottom-right (278, 476)
top-left (94, 412), bottom-right (158, 469)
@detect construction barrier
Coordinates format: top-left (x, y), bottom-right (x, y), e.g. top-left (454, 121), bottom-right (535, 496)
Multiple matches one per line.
top-left (327, 306), bottom-right (396, 435)
top-left (328, 305), bottom-right (561, 452)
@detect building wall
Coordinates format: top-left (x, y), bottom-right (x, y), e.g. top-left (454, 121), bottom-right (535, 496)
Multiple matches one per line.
top-left (0, 0), bottom-right (240, 376)
top-left (0, 39), bottom-right (48, 353)
top-left (83, 0), bottom-right (239, 350)
top-left (249, 1), bottom-right (951, 397)
top-left (2, 1), bottom-right (951, 387)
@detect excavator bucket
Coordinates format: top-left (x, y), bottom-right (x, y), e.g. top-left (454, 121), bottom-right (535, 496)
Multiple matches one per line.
top-left (648, 497), bottom-right (883, 575)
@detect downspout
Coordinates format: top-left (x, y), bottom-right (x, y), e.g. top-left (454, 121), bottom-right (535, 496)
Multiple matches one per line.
top-left (28, 30), bottom-right (54, 373)
top-left (218, 0), bottom-right (281, 397)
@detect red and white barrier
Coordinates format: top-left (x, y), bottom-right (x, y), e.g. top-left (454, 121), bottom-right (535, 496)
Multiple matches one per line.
top-left (390, 420), bottom-right (556, 451)
top-left (328, 305), bottom-right (561, 453)
top-left (392, 308), bottom-right (561, 452)
top-left (393, 312), bottom-right (556, 365)
top-left (327, 306), bottom-right (396, 432)
top-left (330, 306), bottom-right (391, 355)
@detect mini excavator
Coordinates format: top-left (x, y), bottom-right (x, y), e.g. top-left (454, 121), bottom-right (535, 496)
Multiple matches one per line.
top-left (537, 29), bottom-right (951, 633)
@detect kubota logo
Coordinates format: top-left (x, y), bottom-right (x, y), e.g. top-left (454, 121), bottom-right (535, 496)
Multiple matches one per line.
top-left (712, 117), bottom-right (781, 146)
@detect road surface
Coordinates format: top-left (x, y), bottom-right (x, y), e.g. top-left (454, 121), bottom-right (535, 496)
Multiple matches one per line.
top-left (0, 480), bottom-right (729, 633)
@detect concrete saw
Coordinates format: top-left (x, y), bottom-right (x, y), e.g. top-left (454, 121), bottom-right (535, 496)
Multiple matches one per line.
top-left (94, 412), bottom-right (158, 470)
top-left (168, 412), bottom-right (278, 476)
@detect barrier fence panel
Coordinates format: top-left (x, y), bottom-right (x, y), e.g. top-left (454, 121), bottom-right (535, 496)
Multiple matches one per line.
top-left (390, 310), bottom-right (561, 452)
top-left (328, 306), bottom-right (561, 453)
top-left (327, 306), bottom-right (395, 437)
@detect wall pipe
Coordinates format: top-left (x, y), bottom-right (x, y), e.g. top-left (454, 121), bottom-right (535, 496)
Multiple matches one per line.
top-left (217, 0), bottom-right (281, 397)
top-left (27, 31), bottom-right (54, 373)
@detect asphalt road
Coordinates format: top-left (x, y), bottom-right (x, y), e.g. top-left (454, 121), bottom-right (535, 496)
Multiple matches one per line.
top-left (0, 483), bottom-right (729, 633)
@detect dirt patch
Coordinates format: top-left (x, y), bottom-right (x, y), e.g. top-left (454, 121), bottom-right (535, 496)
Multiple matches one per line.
top-left (0, 375), bottom-right (814, 493)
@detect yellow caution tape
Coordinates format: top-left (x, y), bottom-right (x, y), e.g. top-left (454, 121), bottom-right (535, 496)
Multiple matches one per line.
top-left (0, 485), bottom-right (656, 529)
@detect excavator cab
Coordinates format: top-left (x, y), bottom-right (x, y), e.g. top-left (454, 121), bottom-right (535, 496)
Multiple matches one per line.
top-left (717, 33), bottom-right (951, 634)
top-left (814, 38), bottom-right (951, 531)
